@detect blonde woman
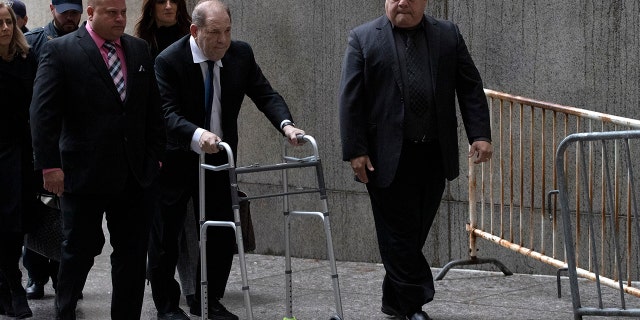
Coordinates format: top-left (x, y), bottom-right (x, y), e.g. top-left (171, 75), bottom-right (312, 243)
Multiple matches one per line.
top-left (0, 1), bottom-right (37, 318)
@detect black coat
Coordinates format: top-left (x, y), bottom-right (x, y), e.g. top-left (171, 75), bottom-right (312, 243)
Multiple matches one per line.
top-left (0, 51), bottom-right (37, 233)
top-left (154, 35), bottom-right (293, 203)
top-left (30, 23), bottom-right (166, 195)
top-left (339, 15), bottom-right (491, 187)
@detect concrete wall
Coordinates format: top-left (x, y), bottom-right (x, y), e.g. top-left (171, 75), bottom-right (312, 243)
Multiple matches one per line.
top-left (223, 0), bottom-right (640, 277)
top-left (21, 1), bottom-right (640, 276)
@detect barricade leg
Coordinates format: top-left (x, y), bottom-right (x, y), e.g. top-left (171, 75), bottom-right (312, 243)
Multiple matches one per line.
top-left (436, 157), bottom-right (512, 281)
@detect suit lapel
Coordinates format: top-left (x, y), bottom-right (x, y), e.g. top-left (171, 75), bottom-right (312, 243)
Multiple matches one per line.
top-left (77, 25), bottom-right (123, 104)
top-left (184, 41), bottom-right (207, 123)
top-left (185, 42), bottom-right (204, 89)
top-left (424, 16), bottom-right (440, 94)
top-left (379, 17), bottom-right (403, 93)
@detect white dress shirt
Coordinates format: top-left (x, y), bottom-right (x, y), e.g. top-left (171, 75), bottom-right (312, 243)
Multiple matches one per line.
top-left (189, 36), bottom-right (223, 154)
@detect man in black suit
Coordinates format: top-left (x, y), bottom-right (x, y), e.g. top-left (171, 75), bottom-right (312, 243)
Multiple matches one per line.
top-left (29, 0), bottom-right (165, 318)
top-left (339, 0), bottom-right (492, 319)
top-left (22, 0), bottom-right (83, 301)
top-left (149, 1), bottom-right (305, 319)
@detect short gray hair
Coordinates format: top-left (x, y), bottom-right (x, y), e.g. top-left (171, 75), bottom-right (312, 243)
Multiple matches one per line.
top-left (192, 0), bottom-right (231, 28)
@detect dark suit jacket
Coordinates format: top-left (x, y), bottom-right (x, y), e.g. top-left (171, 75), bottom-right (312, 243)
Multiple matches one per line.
top-left (30, 23), bottom-right (165, 195)
top-left (154, 35), bottom-right (293, 201)
top-left (339, 15), bottom-right (491, 187)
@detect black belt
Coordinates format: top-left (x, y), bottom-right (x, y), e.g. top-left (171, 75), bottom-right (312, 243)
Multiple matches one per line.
top-left (404, 135), bottom-right (434, 144)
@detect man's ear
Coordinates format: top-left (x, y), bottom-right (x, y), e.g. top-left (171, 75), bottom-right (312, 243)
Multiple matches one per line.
top-left (189, 24), bottom-right (198, 38)
top-left (87, 6), bottom-right (94, 20)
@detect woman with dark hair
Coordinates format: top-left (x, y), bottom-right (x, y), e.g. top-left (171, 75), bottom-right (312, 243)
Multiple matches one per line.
top-left (0, 1), bottom-right (37, 318)
top-left (135, 0), bottom-right (191, 59)
top-left (136, 1), bottom-right (199, 318)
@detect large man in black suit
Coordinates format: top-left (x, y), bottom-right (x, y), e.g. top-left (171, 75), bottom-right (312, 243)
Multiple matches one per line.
top-left (29, 0), bottom-right (165, 318)
top-left (339, 0), bottom-right (492, 319)
top-left (148, 1), bottom-right (305, 319)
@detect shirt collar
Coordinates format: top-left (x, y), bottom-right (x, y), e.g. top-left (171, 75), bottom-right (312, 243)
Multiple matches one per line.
top-left (189, 35), bottom-right (223, 68)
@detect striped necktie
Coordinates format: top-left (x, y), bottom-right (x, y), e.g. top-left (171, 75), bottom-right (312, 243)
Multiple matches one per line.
top-left (103, 41), bottom-right (126, 101)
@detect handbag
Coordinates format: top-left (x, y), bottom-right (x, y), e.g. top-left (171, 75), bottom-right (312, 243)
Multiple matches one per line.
top-left (235, 190), bottom-right (256, 253)
top-left (24, 194), bottom-right (63, 261)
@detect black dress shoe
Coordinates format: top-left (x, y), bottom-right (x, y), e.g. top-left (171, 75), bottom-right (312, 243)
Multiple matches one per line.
top-left (12, 295), bottom-right (33, 319)
top-left (406, 310), bottom-right (432, 320)
top-left (157, 308), bottom-right (190, 320)
top-left (25, 282), bottom-right (44, 300)
top-left (0, 304), bottom-right (15, 317)
top-left (208, 299), bottom-right (238, 320)
top-left (0, 294), bottom-right (14, 317)
top-left (189, 298), bottom-right (238, 319)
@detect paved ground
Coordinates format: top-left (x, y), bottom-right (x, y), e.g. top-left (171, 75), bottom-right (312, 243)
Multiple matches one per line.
top-left (6, 224), bottom-right (640, 320)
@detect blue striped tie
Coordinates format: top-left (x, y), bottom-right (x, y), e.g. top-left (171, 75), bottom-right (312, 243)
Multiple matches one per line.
top-left (103, 41), bottom-right (126, 101)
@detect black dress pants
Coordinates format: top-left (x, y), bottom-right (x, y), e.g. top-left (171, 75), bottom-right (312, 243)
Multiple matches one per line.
top-left (366, 141), bottom-right (445, 315)
top-left (55, 177), bottom-right (150, 320)
top-left (148, 151), bottom-right (235, 314)
top-left (0, 232), bottom-right (27, 309)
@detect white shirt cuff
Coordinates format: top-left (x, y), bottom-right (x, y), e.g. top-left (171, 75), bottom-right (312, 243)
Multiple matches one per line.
top-left (280, 120), bottom-right (294, 129)
top-left (191, 128), bottom-right (206, 155)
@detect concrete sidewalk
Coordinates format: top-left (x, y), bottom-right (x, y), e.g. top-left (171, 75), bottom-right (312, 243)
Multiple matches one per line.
top-left (10, 249), bottom-right (638, 320)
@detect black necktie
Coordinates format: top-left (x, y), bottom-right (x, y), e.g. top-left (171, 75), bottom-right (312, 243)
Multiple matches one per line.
top-left (204, 61), bottom-right (215, 130)
top-left (405, 34), bottom-right (428, 117)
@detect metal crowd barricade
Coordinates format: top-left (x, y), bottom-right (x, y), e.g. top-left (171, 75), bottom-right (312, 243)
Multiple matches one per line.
top-left (436, 89), bottom-right (640, 301)
top-left (198, 135), bottom-right (344, 320)
top-left (556, 130), bottom-right (640, 319)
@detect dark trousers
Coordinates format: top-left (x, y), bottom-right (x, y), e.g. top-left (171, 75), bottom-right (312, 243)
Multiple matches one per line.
top-left (366, 141), bottom-right (445, 315)
top-left (148, 152), bottom-right (235, 314)
top-left (56, 177), bottom-right (151, 320)
top-left (23, 248), bottom-right (59, 288)
top-left (0, 233), bottom-right (27, 310)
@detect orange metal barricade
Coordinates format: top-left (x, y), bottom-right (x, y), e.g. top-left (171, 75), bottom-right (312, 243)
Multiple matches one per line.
top-left (437, 89), bottom-right (640, 305)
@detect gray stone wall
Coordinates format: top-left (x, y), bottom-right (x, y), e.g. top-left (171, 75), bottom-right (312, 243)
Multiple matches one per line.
top-left (21, 0), bottom-right (640, 275)
top-left (222, 0), bottom-right (640, 276)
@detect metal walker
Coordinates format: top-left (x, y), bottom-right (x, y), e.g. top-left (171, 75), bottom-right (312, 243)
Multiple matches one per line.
top-left (198, 135), bottom-right (344, 320)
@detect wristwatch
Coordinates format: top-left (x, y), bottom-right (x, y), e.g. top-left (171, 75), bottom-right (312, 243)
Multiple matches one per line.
top-left (281, 120), bottom-right (295, 129)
